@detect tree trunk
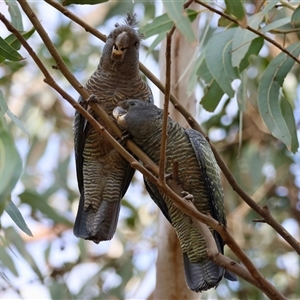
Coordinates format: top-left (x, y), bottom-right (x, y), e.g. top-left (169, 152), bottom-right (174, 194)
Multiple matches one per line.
top-left (153, 14), bottom-right (199, 300)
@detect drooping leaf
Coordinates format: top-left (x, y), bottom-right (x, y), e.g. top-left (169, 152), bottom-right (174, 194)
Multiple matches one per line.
top-left (0, 126), bottom-right (23, 211)
top-left (205, 28), bottom-right (237, 98)
top-left (186, 9), bottom-right (198, 23)
top-left (257, 42), bottom-right (300, 153)
top-left (4, 0), bottom-right (23, 31)
top-left (232, 1), bottom-right (278, 67)
top-left (201, 79), bottom-right (224, 112)
top-left (5, 226), bottom-right (43, 281)
top-left (5, 200), bottom-right (33, 237)
top-left (237, 70), bottom-right (247, 112)
top-left (0, 90), bottom-right (30, 136)
top-left (291, 5), bottom-right (300, 28)
top-left (0, 36), bottom-right (23, 62)
top-left (19, 190), bottom-right (72, 226)
top-left (239, 37), bottom-right (264, 72)
top-left (62, 0), bottom-right (108, 5)
top-left (50, 282), bottom-right (73, 300)
top-left (225, 0), bottom-right (247, 27)
top-left (163, 0), bottom-right (196, 43)
top-left (1, 27), bottom-right (35, 56)
top-left (280, 97), bottom-right (299, 152)
top-left (0, 247), bottom-right (18, 276)
top-left (146, 32), bottom-right (165, 56)
top-left (261, 17), bottom-right (291, 34)
top-left (141, 13), bottom-right (173, 39)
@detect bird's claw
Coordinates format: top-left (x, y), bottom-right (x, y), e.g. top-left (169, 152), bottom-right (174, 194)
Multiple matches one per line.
top-left (181, 191), bottom-right (194, 203)
top-left (86, 94), bottom-right (98, 103)
top-left (117, 131), bottom-right (131, 144)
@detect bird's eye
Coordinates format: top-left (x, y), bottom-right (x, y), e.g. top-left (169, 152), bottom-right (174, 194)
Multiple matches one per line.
top-left (134, 41), bottom-right (139, 46)
top-left (113, 44), bottom-right (118, 50)
top-left (130, 102), bottom-right (136, 106)
top-left (120, 47), bottom-right (125, 51)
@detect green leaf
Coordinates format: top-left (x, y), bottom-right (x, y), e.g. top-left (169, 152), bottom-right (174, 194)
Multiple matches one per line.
top-left (237, 70), bottom-right (247, 112)
top-left (2, 27), bottom-right (35, 55)
top-left (19, 190), bottom-right (72, 226)
top-left (5, 226), bottom-right (43, 281)
top-left (163, 0), bottom-right (196, 43)
top-left (257, 42), bottom-right (300, 153)
top-left (186, 9), bottom-right (198, 23)
top-left (0, 247), bottom-right (18, 276)
top-left (200, 79), bottom-right (224, 112)
top-left (280, 97), bottom-right (299, 153)
top-left (50, 282), bottom-right (73, 300)
top-left (225, 0), bottom-right (247, 27)
top-left (0, 90), bottom-right (30, 136)
top-left (291, 5), bottom-right (300, 28)
top-left (232, 1), bottom-right (278, 67)
top-left (4, 0), bottom-right (23, 31)
top-left (232, 14), bottom-right (262, 68)
top-left (0, 126), bottom-right (23, 210)
top-left (141, 13), bottom-right (173, 39)
top-left (261, 17), bottom-right (291, 33)
top-left (239, 37), bottom-right (264, 72)
top-left (5, 200), bottom-right (33, 237)
top-left (62, 0), bottom-right (108, 5)
top-left (205, 28), bottom-right (237, 98)
top-left (0, 36), bottom-right (23, 62)
top-left (146, 32), bottom-right (165, 55)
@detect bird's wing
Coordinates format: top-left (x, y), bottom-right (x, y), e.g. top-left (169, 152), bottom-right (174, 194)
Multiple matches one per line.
top-left (185, 129), bottom-right (226, 250)
top-left (144, 178), bottom-right (172, 224)
top-left (73, 96), bottom-right (88, 193)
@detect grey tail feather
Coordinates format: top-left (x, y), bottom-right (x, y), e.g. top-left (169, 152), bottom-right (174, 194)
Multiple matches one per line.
top-left (183, 253), bottom-right (224, 292)
top-left (73, 192), bottom-right (121, 243)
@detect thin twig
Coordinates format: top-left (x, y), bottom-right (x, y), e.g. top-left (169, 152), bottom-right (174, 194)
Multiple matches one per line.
top-left (159, 26), bottom-right (175, 183)
top-left (41, 3), bottom-right (300, 256)
top-left (194, 0), bottom-right (300, 65)
top-left (0, 12), bottom-right (287, 299)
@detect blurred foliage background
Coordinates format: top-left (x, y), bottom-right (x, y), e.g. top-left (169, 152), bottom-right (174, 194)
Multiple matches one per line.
top-left (0, 1), bottom-right (300, 299)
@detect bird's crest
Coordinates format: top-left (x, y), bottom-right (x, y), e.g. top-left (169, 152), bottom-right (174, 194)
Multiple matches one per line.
top-left (115, 13), bottom-right (144, 39)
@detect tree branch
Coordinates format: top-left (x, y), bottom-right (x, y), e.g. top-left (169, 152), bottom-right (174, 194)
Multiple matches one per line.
top-left (159, 26), bottom-right (175, 183)
top-left (0, 6), bottom-right (288, 299)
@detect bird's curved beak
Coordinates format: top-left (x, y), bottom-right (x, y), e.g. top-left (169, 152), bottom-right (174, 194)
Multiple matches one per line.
top-left (111, 46), bottom-right (126, 62)
top-left (113, 106), bottom-right (127, 128)
top-left (111, 32), bottom-right (128, 62)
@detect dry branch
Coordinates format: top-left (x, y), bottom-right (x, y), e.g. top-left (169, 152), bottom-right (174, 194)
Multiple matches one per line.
top-left (0, 3), bottom-right (290, 299)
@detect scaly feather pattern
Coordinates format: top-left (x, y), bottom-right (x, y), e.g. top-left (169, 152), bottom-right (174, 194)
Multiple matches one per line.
top-left (113, 100), bottom-right (237, 292)
top-left (73, 15), bottom-right (153, 243)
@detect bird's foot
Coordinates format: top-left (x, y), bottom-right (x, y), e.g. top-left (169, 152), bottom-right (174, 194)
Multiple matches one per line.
top-left (86, 94), bottom-right (98, 104)
top-left (117, 130), bottom-right (132, 144)
top-left (180, 191), bottom-right (194, 203)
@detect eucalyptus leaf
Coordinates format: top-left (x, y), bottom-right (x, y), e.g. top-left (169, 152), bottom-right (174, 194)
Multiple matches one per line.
top-left (200, 79), bottom-right (224, 112)
top-left (19, 190), bottom-right (72, 226)
top-left (225, 0), bottom-right (247, 27)
top-left (291, 5), bottom-right (300, 28)
top-left (163, 0), bottom-right (196, 43)
top-left (5, 227), bottom-right (43, 281)
top-left (205, 28), bottom-right (237, 97)
top-left (0, 128), bottom-right (23, 208)
top-left (5, 200), bottom-right (33, 237)
top-left (4, 0), bottom-right (23, 31)
top-left (0, 90), bottom-right (30, 136)
top-left (257, 42), bottom-right (300, 152)
top-left (0, 247), bottom-right (18, 276)
top-left (0, 36), bottom-right (23, 62)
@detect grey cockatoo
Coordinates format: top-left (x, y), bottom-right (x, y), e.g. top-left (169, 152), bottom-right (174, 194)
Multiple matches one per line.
top-left (113, 99), bottom-right (237, 292)
top-left (73, 15), bottom-right (153, 243)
